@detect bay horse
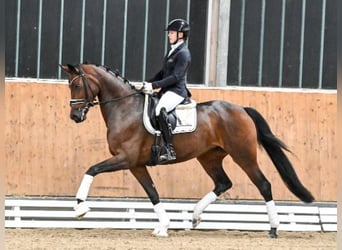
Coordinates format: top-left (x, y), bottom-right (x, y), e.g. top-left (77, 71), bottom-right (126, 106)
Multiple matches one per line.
top-left (60, 63), bottom-right (314, 238)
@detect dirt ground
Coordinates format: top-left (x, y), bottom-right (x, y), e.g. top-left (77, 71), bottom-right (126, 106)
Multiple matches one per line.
top-left (5, 228), bottom-right (336, 250)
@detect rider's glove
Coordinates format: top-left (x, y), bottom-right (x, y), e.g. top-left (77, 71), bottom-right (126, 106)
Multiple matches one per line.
top-left (130, 82), bottom-right (144, 90)
top-left (143, 82), bottom-right (153, 94)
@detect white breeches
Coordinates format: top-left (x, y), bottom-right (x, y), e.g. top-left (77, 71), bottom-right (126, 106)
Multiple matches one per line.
top-left (155, 91), bottom-right (184, 116)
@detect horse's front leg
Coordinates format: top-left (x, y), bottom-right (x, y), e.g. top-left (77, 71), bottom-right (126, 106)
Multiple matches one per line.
top-left (130, 167), bottom-right (170, 237)
top-left (74, 157), bottom-right (129, 218)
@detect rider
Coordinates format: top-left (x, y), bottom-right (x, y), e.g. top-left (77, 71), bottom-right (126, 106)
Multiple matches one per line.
top-left (143, 19), bottom-right (192, 162)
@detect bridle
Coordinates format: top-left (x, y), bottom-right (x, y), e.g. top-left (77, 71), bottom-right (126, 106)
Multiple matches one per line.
top-left (69, 65), bottom-right (143, 114)
top-left (69, 65), bottom-right (98, 120)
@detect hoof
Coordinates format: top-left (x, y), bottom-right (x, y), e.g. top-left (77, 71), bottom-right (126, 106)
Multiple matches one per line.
top-left (268, 227), bottom-right (278, 238)
top-left (192, 216), bottom-right (201, 228)
top-left (152, 226), bottom-right (168, 237)
top-left (74, 202), bottom-right (90, 219)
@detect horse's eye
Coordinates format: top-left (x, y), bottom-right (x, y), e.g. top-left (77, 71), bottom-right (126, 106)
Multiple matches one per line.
top-left (74, 83), bottom-right (82, 89)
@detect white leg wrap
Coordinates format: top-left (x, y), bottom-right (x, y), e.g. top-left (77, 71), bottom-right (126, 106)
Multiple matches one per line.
top-left (76, 174), bottom-right (94, 201)
top-left (74, 202), bottom-right (91, 218)
top-left (193, 191), bottom-right (217, 218)
top-left (266, 200), bottom-right (279, 228)
top-left (152, 203), bottom-right (170, 237)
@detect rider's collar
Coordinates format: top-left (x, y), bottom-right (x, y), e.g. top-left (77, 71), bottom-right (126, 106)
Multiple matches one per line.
top-left (168, 40), bottom-right (184, 57)
top-left (171, 40), bottom-right (184, 49)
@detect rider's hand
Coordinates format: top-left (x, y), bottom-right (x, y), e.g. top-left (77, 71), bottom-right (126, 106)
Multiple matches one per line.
top-left (143, 82), bottom-right (153, 94)
top-left (130, 82), bottom-right (144, 90)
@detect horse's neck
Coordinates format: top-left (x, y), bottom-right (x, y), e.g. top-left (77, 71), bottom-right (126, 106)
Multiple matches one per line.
top-left (99, 74), bottom-right (124, 94)
top-left (98, 78), bottom-right (142, 127)
top-left (100, 98), bottom-right (143, 131)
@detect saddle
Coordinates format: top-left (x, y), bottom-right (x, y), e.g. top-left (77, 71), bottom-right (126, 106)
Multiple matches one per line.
top-left (143, 93), bottom-right (197, 166)
top-left (143, 93), bottom-right (197, 135)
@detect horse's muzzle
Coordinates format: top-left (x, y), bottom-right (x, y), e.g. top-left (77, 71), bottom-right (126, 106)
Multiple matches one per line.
top-left (70, 107), bottom-right (89, 123)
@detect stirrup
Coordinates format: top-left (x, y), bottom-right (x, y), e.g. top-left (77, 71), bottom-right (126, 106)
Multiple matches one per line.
top-left (159, 146), bottom-right (176, 162)
top-left (159, 153), bottom-right (176, 162)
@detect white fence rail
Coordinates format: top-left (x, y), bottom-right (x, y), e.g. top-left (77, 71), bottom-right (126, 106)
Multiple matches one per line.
top-left (5, 197), bottom-right (336, 232)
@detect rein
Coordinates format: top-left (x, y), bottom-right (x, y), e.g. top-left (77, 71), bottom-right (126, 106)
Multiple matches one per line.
top-left (97, 92), bottom-right (143, 106)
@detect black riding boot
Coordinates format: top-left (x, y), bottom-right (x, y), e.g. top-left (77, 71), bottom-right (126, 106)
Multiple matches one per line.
top-left (157, 108), bottom-right (176, 162)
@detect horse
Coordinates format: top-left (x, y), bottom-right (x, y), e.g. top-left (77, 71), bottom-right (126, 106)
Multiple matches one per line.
top-left (60, 63), bottom-right (314, 238)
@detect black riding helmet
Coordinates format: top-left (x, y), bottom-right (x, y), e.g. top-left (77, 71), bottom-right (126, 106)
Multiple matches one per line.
top-left (165, 19), bottom-right (190, 42)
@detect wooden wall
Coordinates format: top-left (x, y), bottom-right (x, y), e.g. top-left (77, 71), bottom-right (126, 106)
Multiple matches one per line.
top-left (5, 81), bottom-right (337, 202)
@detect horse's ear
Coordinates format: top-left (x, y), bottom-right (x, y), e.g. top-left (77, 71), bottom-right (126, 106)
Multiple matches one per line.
top-left (59, 64), bottom-right (78, 74)
top-left (59, 64), bottom-right (69, 73)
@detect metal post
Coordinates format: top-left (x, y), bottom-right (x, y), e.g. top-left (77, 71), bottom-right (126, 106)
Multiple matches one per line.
top-left (298, 0), bottom-right (306, 88)
top-left (36, 0), bottom-right (42, 78)
top-left (101, 0), bottom-right (107, 66)
top-left (80, 0), bottom-right (86, 63)
top-left (278, 0), bottom-right (286, 87)
top-left (142, 0), bottom-right (149, 80)
top-left (58, 0), bottom-right (65, 78)
top-left (318, 0), bottom-right (326, 89)
top-left (257, 0), bottom-right (266, 86)
top-left (122, 0), bottom-right (128, 76)
top-left (15, 0), bottom-right (21, 77)
top-left (238, 0), bottom-right (245, 85)
top-left (164, 0), bottom-right (170, 56)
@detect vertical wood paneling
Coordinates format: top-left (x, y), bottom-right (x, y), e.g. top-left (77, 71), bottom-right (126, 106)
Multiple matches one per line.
top-left (5, 0), bottom-right (336, 88)
top-left (241, 0), bottom-right (261, 85)
top-left (5, 83), bottom-right (22, 194)
top-left (5, 82), bottom-right (336, 201)
top-left (61, 0), bottom-right (83, 65)
top-left (301, 0), bottom-right (322, 88)
top-left (5, 0), bottom-right (18, 76)
top-left (40, 0), bottom-right (61, 78)
top-left (262, 0), bottom-right (282, 86)
top-left (226, 0), bottom-right (242, 85)
top-left (18, 0), bottom-right (39, 77)
top-left (322, 0), bottom-right (337, 89)
top-left (318, 94), bottom-right (336, 200)
top-left (82, 0), bottom-right (104, 64)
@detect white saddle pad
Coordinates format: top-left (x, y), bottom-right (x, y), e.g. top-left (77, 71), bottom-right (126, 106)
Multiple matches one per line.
top-left (143, 94), bottom-right (197, 134)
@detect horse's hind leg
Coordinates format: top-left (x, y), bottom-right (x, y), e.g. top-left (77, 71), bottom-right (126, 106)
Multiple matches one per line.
top-left (130, 167), bottom-right (170, 237)
top-left (233, 155), bottom-right (279, 238)
top-left (193, 151), bottom-right (232, 228)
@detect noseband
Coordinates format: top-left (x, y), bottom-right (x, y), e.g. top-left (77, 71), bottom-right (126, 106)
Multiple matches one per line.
top-left (69, 65), bottom-right (98, 111)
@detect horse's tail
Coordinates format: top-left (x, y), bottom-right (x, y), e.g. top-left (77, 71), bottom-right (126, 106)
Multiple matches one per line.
top-left (244, 107), bottom-right (314, 203)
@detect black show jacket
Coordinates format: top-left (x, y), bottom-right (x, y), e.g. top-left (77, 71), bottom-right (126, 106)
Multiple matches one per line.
top-left (149, 43), bottom-right (191, 98)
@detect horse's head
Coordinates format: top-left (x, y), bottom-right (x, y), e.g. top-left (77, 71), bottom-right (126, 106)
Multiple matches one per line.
top-left (60, 64), bottom-right (100, 123)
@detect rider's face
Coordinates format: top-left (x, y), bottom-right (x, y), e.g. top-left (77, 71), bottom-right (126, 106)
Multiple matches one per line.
top-left (168, 30), bottom-right (183, 44)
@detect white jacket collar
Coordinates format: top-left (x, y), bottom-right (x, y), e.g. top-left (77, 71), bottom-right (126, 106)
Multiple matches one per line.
top-left (168, 40), bottom-right (184, 57)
